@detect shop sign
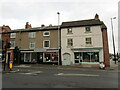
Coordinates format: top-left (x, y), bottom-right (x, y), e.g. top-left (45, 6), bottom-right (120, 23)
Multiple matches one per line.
top-left (44, 52), bottom-right (58, 55)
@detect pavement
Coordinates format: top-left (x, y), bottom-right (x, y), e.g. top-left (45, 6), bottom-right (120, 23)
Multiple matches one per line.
top-left (1, 60), bottom-right (119, 73)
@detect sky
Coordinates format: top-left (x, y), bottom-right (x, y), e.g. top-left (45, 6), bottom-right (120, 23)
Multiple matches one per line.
top-left (0, 0), bottom-right (119, 54)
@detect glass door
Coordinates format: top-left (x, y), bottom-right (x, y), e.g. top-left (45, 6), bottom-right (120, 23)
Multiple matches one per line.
top-left (74, 53), bottom-right (80, 64)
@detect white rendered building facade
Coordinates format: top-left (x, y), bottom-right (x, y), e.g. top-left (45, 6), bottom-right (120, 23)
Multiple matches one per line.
top-left (60, 14), bottom-right (110, 66)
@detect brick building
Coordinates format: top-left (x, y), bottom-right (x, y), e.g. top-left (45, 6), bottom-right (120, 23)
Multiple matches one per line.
top-left (1, 14), bottom-right (110, 66)
top-left (0, 25), bottom-right (13, 65)
top-left (9, 22), bottom-right (59, 64)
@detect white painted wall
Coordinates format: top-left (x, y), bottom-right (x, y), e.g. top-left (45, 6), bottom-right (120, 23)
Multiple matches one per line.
top-left (61, 25), bottom-right (104, 65)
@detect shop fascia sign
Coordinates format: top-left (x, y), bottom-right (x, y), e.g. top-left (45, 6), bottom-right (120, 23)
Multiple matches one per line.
top-left (34, 48), bottom-right (46, 52)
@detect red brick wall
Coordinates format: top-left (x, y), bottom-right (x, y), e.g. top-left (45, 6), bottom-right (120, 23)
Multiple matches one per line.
top-left (1, 25), bottom-right (11, 48)
top-left (102, 29), bottom-right (110, 66)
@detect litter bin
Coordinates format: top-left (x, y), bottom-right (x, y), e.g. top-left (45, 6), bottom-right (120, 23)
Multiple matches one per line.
top-left (99, 62), bottom-right (105, 69)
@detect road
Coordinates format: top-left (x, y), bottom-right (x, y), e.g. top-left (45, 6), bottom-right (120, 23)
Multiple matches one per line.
top-left (2, 67), bottom-right (119, 88)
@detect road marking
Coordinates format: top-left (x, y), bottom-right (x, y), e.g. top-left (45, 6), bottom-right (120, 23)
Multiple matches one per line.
top-left (55, 73), bottom-right (99, 77)
top-left (18, 71), bottom-right (43, 75)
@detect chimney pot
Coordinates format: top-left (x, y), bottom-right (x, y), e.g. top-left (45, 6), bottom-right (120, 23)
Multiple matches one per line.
top-left (25, 22), bottom-right (32, 29)
top-left (41, 24), bottom-right (45, 27)
top-left (94, 13), bottom-right (99, 20)
top-left (49, 24), bottom-right (52, 26)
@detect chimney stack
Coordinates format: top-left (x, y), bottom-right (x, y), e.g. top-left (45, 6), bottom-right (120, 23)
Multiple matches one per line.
top-left (41, 24), bottom-right (45, 27)
top-left (94, 13), bottom-right (99, 20)
top-left (25, 22), bottom-right (32, 29)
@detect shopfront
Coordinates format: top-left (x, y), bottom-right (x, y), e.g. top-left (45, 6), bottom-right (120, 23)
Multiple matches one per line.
top-left (43, 52), bottom-right (58, 63)
top-left (74, 52), bottom-right (99, 64)
top-left (21, 52), bottom-right (40, 63)
top-left (20, 49), bottom-right (59, 64)
top-left (72, 48), bottom-right (103, 64)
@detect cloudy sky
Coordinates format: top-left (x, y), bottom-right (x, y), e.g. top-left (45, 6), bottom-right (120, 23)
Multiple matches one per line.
top-left (0, 0), bottom-right (119, 54)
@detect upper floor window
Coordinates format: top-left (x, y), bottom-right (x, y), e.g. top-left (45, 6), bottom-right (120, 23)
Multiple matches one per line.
top-left (43, 40), bottom-right (50, 48)
top-left (85, 27), bottom-right (91, 33)
top-left (10, 40), bottom-right (15, 49)
top-left (67, 38), bottom-right (73, 47)
top-left (86, 37), bottom-right (92, 45)
top-left (29, 41), bottom-right (35, 49)
top-left (43, 31), bottom-right (50, 37)
top-left (28, 32), bottom-right (36, 38)
top-left (67, 28), bottom-right (72, 34)
top-left (10, 33), bottom-right (16, 38)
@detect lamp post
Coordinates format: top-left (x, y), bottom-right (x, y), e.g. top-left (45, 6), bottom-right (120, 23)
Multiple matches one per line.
top-left (57, 12), bottom-right (61, 65)
top-left (111, 17), bottom-right (116, 64)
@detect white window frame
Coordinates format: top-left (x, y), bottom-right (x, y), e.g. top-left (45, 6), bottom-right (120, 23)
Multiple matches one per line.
top-left (10, 33), bottom-right (16, 38)
top-left (67, 38), bottom-right (73, 47)
top-left (67, 28), bottom-right (72, 34)
top-left (43, 40), bottom-right (50, 48)
top-left (85, 26), bottom-right (91, 33)
top-left (28, 32), bottom-right (36, 38)
top-left (85, 37), bottom-right (92, 45)
top-left (43, 31), bottom-right (50, 37)
top-left (29, 41), bottom-right (35, 49)
top-left (10, 40), bottom-right (15, 49)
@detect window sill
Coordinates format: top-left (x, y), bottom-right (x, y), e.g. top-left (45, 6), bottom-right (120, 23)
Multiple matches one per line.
top-left (67, 46), bottom-right (73, 48)
top-left (28, 37), bottom-right (36, 38)
top-left (85, 31), bottom-right (92, 33)
top-left (43, 35), bottom-right (50, 37)
top-left (67, 33), bottom-right (73, 35)
top-left (29, 48), bottom-right (35, 49)
top-left (85, 44), bottom-right (93, 47)
top-left (43, 47), bottom-right (50, 49)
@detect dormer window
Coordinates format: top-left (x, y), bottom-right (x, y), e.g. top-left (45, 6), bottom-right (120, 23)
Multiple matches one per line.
top-left (67, 28), bottom-right (72, 34)
top-left (43, 31), bottom-right (50, 36)
top-left (85, 27), bottom-right (91, 33)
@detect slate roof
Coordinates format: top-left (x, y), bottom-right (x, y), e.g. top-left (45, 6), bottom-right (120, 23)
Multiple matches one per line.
top-left (14, 25), bottom-right (58, 32)
top-left (0, 25), bottom-right (59, 34)
top-left (61, 19), bottom-right (106, 28)
top-left (0, 18), bottom-right (107, 34)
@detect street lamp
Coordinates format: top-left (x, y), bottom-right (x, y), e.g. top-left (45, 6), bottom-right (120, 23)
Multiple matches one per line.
top-left (111, 17), bottom-right (116, 64)
top-left (57, 12), bottom-right (61, 65)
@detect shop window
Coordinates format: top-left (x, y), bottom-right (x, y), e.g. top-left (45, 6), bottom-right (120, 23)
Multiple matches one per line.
top-left (82, 52), bottom-right (99, 62)
top-left (21, 53), bottom-right (24, 62)
top-left (44, 52), bottom-right (58, 62)
top-left (25, 53), bottom-right (31, 62)
top-left (74, 53), bottom-right (80, 63)
top-left (74, 53), bottom-right (79, 59)
top-left (31, 53), bottom-right (37, 63)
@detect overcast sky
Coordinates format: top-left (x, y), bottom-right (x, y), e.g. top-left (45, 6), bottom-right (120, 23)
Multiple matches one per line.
top-left (0, 0), bottom-right (119, 54)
